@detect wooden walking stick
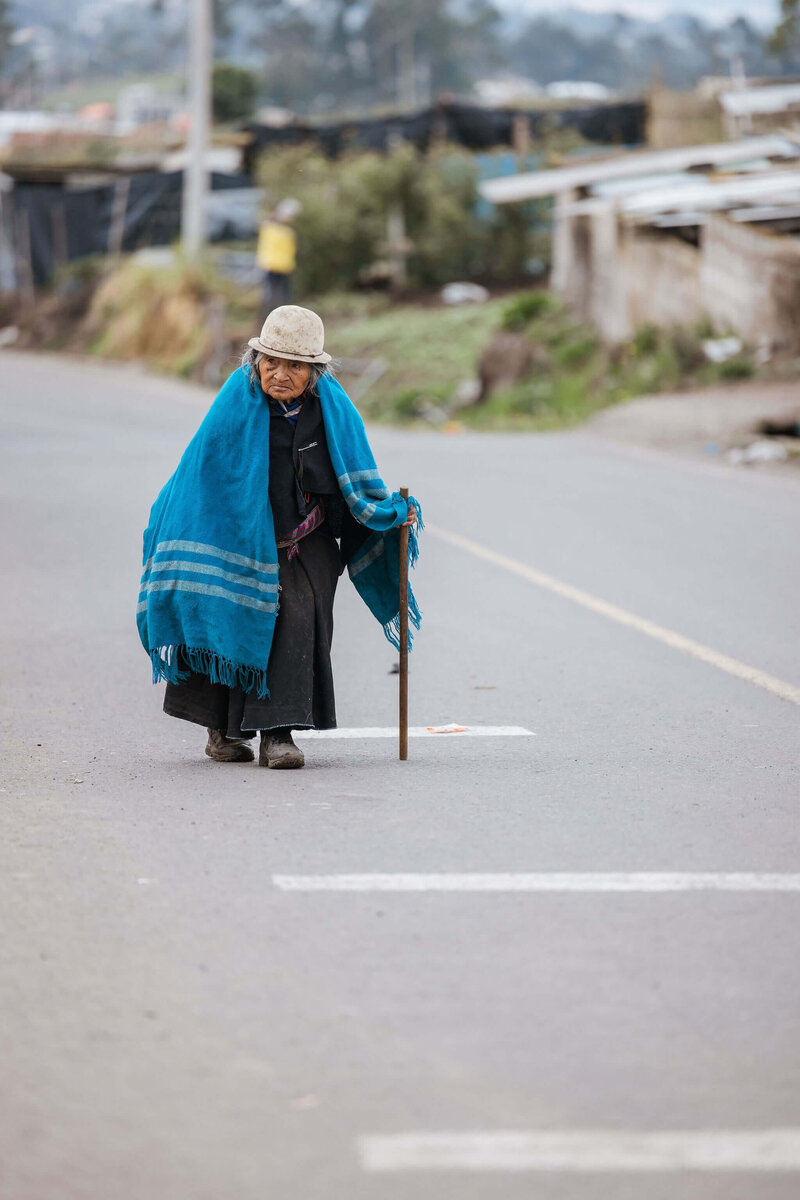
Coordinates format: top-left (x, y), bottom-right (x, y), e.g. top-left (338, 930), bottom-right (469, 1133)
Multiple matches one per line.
top-left (399, 486), bottom-right (410, 761)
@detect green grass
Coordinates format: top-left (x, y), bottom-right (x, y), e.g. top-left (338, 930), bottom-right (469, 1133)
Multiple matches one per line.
top-left (27, 256), bottom-right (759, 430)
top-left (312, 290), bottom-right (755, 427)
top-left (320, 296), bottom-right (509, 421)
top-left (452, 293), bottom-right (755, 431)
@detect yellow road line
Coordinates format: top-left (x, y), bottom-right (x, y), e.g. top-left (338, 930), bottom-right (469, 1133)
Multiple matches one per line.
top-left (427, 523), bottom-right (800, 708)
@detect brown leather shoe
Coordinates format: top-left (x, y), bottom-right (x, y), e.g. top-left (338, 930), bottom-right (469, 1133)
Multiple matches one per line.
top-left (205, 728), bottom-right (255, 763)
top-left (259, 728), bottom-right (305, 769)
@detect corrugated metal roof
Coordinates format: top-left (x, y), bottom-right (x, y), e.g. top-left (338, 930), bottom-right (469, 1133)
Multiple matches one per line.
top-left (721, 84), bottom-right (800, 117)
top-left (592, 172), bottom-right (697, 198)
top-left (730, 203), bottom-right (800, 222)
top-left (622, 170), bottom-right (800, 217)
top-left (652, 205), bottom-right (800, 228)
top-left (478, 136), bottom-right (800, 204)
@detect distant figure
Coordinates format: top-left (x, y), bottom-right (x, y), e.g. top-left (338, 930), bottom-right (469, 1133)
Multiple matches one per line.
top-left (257, 198), bottom-right (300, 313)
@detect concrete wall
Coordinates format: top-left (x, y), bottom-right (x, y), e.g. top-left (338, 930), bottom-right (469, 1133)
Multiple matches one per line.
top-left (553, 203), bottom-right (800, 352)
top-left (647, 85), bottom-right (723, 150)
top-left (552, 190), bottom-right (593, 323)
top-left (723, 106), bottom-right (800, 140)
top-left (590, 203), bottom-right (632, 343)
top-left (702, 214), bottom-right (800, 352)
top-left (622, 228), bottom-right (703, 333)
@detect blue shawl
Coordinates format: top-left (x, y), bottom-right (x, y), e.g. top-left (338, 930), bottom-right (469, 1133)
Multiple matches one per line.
top-left (137, 368), bottom-right (422, 697)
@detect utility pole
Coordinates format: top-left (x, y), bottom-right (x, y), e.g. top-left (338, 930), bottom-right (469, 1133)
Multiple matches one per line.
top-left (182, 0), bottom-right (212, 256)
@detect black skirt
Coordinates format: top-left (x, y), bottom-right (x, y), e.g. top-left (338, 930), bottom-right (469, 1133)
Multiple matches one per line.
top-left (163, 524), bottom-right (343, 737)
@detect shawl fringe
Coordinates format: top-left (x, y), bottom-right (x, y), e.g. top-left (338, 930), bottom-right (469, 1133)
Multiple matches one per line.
top-left (407, 498), bottom-right (423, 569)
top-left (149, 645), bottom-right (270, 699)
top-left (383, 586), bottom-right (422, 651)
top-left (377, 500), bottom-right (424, 649)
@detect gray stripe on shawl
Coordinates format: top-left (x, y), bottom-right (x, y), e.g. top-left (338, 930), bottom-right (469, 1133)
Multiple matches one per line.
top-left (142, 560), bottom-right (278, 595)
top-left (345, 494), bottom-right (378, 522)
top-left (140, 579), bottom-right (277, 613)
top-left (337, 469), bottom-right (388, 489)
top-left (143, 540), bottom-right (278, 575)
top-left (349, 535), bottom-right (385, 578)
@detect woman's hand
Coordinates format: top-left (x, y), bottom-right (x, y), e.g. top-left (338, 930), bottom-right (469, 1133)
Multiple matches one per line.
top-left (400, 503), bottom-right (417, 527)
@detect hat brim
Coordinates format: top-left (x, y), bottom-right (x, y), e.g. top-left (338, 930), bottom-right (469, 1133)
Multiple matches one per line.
top-left (247, 337), bottom-right (331, 364)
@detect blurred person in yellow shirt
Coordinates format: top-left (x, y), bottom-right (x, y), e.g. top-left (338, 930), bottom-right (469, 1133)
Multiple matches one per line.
top-left (257, 198), bottom-right (300, 313)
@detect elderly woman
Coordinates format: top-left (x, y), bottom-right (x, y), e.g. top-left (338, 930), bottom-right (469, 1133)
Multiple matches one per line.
top-left (137, 305), bottom-right (421, 769)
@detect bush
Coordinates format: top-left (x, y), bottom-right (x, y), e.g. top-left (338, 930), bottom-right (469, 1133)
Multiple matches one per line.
top-left (464, 304), bottom-right (762, 431)
top-left (501, 290), bottom-right (557, 331)
top-left (715, 354), bottom-right (755, 381)
top-left (385, 384), bottom-right (452, 422)
top-left (670, 326), bottom-right (707, 374)
top-left (551, 330), bottom-right (600, 368)
top-left (387, 387), bottom-right (426, 421)
top-left (632, 323), bottom-right (660, 357)
top-left (256, 144), bottom-right (546, 295)
top-left (212, 63), bottom-right (258, 124)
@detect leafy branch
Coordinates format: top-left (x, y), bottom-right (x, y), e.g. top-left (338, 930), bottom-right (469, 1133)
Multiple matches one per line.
top-left (770, 0), bottom-right (800, 53)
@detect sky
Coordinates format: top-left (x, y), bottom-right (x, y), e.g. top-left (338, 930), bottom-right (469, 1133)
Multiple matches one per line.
top-left (512, 1), bottom-right (776, 27)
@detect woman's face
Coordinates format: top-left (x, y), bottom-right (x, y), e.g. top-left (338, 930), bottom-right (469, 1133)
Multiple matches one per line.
top-left (257, 355), bottom-right (311, 401)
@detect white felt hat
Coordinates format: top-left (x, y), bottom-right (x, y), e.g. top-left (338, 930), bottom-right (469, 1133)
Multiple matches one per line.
top-left (248, 305), bottom-right (331, 364)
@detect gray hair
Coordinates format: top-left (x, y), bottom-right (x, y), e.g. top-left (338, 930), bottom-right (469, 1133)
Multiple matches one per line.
top-left (241, 346), bottom-right (330, 395)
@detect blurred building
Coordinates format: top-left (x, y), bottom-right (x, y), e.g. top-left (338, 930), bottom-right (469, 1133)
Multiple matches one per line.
top-left (480, 135), bottom-right (800, 352)
top-left (473, 78), bottom-right (543, 107)
top-left (545, 82), bottom-right (613, 103)
top-left (116, 85), bottom-right (184, 136)
top-left (0, 116), bottom-right (252, 290)
top-left (0, 112), bottom-right (79, 151)
top-left (650, 79), bottom-right (800, 150)
top-left (720, 82), bottom-right (800, 139)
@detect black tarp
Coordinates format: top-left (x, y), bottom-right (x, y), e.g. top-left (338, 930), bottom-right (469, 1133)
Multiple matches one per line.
top-left (439, 103), bottom-right (516, 150)
top-left (565, 102), bottom-right (646, 146)
top-left (11, 171), bottom-right (253, 284)
top-left (314, 108), bottom-right (437, 157)
top-left (243, 98), bottom-right (647, 169)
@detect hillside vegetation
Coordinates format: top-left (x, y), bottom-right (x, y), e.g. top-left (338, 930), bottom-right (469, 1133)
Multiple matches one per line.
top-left (9, 1), bottom-right (799, 115)
top-left (1, 257), bottom-right (762, 433)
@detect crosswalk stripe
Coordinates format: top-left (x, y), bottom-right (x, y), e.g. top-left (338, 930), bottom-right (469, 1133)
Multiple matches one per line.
top-left (358, 1130), bottom-right (800, 1173)
top-left (293, 726), bottom-right (533, 739)
top-left (272, 872), bottom-right (800, 892)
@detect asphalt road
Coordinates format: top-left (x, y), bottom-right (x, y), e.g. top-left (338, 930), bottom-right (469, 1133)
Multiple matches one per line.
top-left (2, 351), bottom-right (800, 1200)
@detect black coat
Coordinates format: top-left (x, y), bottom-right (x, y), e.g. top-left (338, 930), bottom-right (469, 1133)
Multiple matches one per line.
top-left (267, 389), bottom-right (369, 564)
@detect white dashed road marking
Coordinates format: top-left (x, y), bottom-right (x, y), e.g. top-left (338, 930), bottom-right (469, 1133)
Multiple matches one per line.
top-left (293, 726), bottom-right (534, 739)
top-left (272, 872), bottom-right (800, 893)
top-left (358, 1130), bottom-right (800, 1173)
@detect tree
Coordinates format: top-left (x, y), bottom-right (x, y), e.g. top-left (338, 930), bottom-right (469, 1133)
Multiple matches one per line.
top-left (360, 0), bottom-right (503, 106)
top-left (250, 1), bottom-right (327, 111)
top-left (213, 0), bottom-right (235, 43)
top-left (212, 62), bottom-right (258, 122)
top-left (771, 0), bottom-right (800, 52)
top-left (0, 0), bottom-right (14, 75)
top-left (247, 0), bottom-right (502, 112)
